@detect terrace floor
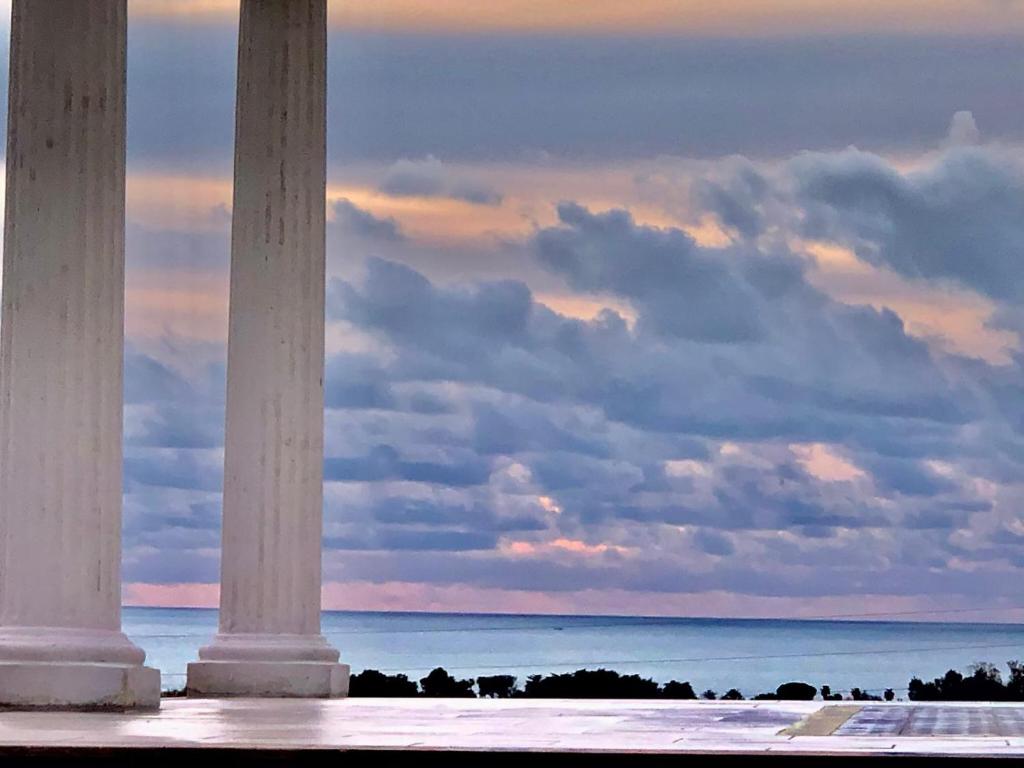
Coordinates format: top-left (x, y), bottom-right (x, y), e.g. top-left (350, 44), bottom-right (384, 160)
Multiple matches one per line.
top-left (3, 698), bottom-right (1024, 763)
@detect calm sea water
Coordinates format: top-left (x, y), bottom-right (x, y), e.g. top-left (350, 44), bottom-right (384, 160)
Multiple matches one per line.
top-left (125, 607), bottom-right (1024, 697)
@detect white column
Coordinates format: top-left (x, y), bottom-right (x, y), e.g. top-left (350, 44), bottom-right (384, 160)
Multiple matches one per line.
top-left (0, 0), bottom-right (159, 708)
top-left (187, 0), bottom-right (347, 698)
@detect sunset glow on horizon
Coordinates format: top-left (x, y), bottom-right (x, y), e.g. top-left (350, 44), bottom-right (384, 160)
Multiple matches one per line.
top-left (129, 0), bottom-right (1024, 37)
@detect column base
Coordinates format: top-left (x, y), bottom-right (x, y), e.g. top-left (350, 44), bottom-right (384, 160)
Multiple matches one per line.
top-left (187, 660), bottom-right (349, 698)
top-left (0, 663), bottom-right (160, 710)
top-left (0, 627), bottom-right (160, 709)
top-left (187, 632), bottom-right (349, 698)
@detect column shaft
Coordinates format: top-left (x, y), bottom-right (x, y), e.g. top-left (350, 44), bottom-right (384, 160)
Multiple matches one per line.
top-left (0, 0), bottom-right (158, 709)
top-left (188, 0), bottom-right (347, 698)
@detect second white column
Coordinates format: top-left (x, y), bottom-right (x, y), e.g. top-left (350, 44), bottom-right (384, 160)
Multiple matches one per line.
top-left (187, 0), bottom-right (347, 698)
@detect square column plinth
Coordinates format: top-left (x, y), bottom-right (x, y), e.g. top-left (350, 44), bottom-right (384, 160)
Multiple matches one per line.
top-left (0, 627), bottom-right (159, 709)
top-left (186, 663), bottom-right (349, 699)
top-left (188, 635), bottom-right (348, 698)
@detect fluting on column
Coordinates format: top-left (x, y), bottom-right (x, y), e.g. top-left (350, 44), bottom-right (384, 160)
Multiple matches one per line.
top-left (0, 0), bottom-right (159, 708)
top-left (186, 0), bottom-right (347, 698)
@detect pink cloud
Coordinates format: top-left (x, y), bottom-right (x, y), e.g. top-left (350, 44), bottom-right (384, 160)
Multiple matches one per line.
top-left (124, 582), bottom-right (220, 608)
top-left (498, 538), bottom-right (634, 558)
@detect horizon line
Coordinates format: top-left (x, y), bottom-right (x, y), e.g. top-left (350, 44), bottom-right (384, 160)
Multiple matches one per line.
top-left (120, 603), bottom-right (1024, 627)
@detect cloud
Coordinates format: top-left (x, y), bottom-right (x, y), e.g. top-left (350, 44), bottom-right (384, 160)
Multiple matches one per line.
top-left (692, 159), bottom-right (769, 240)
top-left (325, 251), bottom-right (968, 543)
top-left (125, 349), bottom-right (195, 404)
top-left (331, 197), bottom-right (966, 452)
top-left (471, 400), bottom-right (610, 458)
top-left (693, 529), bottom-right (735, 557)
top-left (331, 198), bottom-right (405, 241)
top-left (946, 110), bottom-right (982, 147)
top-left (121, 188), bottom-right (1009, 609)
top-left (111, 98), bottom-right (1024, 612)
top-left (449, 182), bottom-right (503, 206)
top-left (861, 457), bottom-right (959, 498)
top-left (792, 146), bottom-right (1024, 302)
top-left (536, 202), bottom-right (765, 342)
top-left (324, 444), bottom-right (491, 487)
top-left (378, 156), bottom-right (503, 205)
top-left (327, 528), bottom-right (499, 553)
top-left (124, 450), bottom-right (222, 493)
top-left (306, 142), bottom-right (1024, 603)
top-left (379, 156), bottom-right (446, 197)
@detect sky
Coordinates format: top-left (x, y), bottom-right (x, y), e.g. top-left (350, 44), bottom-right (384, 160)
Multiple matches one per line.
top-left (7, 1), bottom-right (1024, 619)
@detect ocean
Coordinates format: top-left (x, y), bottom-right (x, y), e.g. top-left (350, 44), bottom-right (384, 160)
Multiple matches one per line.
top-left (126, 607), bottom-right (1024, 697)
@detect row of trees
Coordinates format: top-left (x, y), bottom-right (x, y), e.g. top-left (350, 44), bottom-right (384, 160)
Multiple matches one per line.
top-left (348, 662), bottom-right (1024, 701)
top-left (351, 667), bottom-right (821, 700)
top-left (909, 662), bottom-right (1024, 701)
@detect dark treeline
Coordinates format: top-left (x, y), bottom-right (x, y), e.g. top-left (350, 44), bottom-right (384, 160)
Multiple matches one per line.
top-left (346, 661), bottom-right (1024, 701)
top-left (909, 662), bottom-right (1024, 701)
top-left (349, 667), bottom-right (814, 700)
